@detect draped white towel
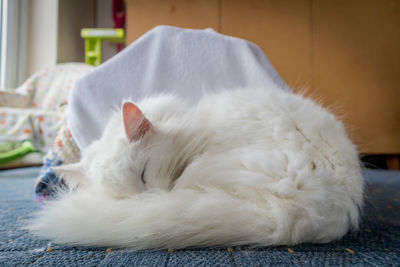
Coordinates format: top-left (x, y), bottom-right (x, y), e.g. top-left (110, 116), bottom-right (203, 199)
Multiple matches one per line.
top-left (67, 25), bottom-right (289, 151)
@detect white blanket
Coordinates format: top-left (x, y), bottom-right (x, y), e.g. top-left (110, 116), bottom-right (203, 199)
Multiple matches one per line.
top-left (68, 26), bottom-right (289, 150)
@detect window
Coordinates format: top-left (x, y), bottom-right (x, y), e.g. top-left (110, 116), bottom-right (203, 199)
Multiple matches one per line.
top-left (0, 0), bottom-right (28, 89)
top-left (0, 0), bottom-right (5, 88)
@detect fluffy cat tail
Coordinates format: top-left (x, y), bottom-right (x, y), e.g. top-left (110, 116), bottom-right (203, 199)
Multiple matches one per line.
top-left (27, 187), bottom-right (295, 250)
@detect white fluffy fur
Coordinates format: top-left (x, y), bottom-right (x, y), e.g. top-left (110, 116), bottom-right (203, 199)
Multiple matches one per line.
top-left (29, 88), bottom-right (364, 250)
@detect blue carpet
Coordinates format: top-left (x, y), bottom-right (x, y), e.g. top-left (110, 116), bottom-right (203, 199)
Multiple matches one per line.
top-left (0, 167), bottom-right (399, 266)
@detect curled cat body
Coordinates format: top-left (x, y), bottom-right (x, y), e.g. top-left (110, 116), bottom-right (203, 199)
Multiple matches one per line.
top-left (29, 87), bottom-right (364, 250)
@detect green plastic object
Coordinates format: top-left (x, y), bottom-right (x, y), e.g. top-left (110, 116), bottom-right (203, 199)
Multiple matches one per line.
top-left (0, 140), bottom-right (38, 165)
top-left (81, 28), bottom-right (125, 66)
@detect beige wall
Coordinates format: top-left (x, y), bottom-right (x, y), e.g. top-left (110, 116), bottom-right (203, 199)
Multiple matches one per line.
top-left (96, 0), bottom-right (117, 63)
top-left (25, 0), bottom-right (117, 77)
top-left (57, 0), bottom-right (96, 64)
top-left (26, 0), bottom-right (97, 76)
top-left (26, 0), bottom-right (59, 77)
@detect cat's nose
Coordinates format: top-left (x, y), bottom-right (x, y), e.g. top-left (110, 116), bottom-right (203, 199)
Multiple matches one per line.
top-left (35, 181), bottom-right (48, 195)
top-left (35, 169), bottom-right (66, 199)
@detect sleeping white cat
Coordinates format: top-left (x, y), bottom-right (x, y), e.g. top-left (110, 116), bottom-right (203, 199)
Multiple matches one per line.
top-left (29, 87), bottom-right (364, 250)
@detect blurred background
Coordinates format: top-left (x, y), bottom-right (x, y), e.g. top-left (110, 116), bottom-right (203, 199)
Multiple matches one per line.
top-left (0, 0), bottom-right (119, 87)
top-left (0, 0), bottom-right (399, 169)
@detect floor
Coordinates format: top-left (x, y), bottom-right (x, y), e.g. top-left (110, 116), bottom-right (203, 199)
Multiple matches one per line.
top-left (0, 167), bottom-right (399, 266)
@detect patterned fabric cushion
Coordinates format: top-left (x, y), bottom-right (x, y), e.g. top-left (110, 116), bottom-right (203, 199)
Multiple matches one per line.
top-left (0, 63), bottom-right (93, 168)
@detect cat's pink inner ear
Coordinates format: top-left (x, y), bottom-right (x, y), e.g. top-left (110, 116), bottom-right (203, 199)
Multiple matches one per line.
top-left (123, 102), bottom-right (152, 142)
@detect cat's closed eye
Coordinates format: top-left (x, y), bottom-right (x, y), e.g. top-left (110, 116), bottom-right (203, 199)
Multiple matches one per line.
top-left (141, 169), bottom-right (146, 184)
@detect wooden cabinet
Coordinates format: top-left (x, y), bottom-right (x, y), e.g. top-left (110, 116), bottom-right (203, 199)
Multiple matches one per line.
top-left (125, 0), bottom-right (400, 157)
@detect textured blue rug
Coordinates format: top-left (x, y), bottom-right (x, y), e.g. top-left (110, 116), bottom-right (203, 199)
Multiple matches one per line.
top-left (0, 167), bottom-right (399, 266)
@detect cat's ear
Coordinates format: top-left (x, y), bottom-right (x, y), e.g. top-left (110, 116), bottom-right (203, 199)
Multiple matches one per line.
top-left (122, 101), bottom-right (152, 142)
